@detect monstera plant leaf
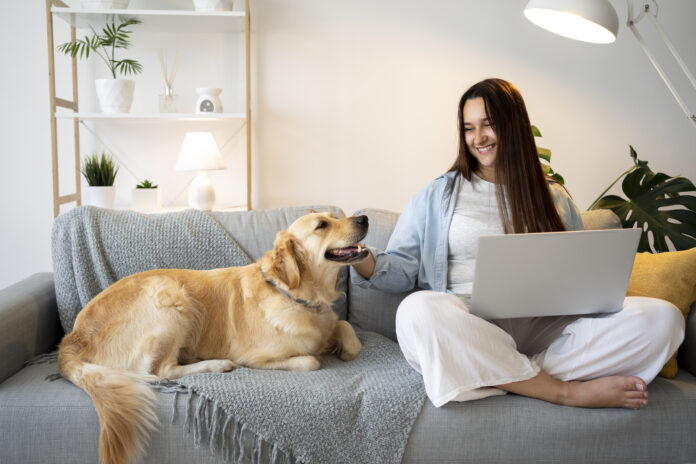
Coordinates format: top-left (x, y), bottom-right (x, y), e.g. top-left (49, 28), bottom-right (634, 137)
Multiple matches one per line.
top-left (590, 146), bottom-right (696, 253)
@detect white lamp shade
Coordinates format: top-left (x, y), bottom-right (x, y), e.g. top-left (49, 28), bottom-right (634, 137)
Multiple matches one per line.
top-left (176, 132), bottom-right (226, 171)
top-left (524, 0), bottom-right (619, 44)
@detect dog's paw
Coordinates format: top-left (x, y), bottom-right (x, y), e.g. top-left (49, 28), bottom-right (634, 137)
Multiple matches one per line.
top-left (288, 355), bottom-right (320, 372)
top-left (340, 339), bottom-right (362, 361)
top-left (208, 359), bottom-right (237, 373)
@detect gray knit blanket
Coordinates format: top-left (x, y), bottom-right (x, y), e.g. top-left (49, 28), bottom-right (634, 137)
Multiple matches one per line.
top-left (52, 206), bottom-right (253, 333)
top-left (50, 206), bottom-right (426, 463)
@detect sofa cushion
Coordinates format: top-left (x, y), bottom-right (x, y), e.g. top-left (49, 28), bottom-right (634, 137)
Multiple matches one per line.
top-left (210, 205), bottom-right (345, 260)
top-left (0, 362), bottom-right (230, 463)
top-left (403, 370), bottom-right (696, 463)
top-left (627, 247), bottom-right (696, 377)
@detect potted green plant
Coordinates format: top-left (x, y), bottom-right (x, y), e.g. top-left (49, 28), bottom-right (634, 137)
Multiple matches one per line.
top-left (81, 152), bottom-right (119, 209)
top-left (57, 17), bottom-right (142, 113)
top-left (589, 146), bottom-right (696, 253)
top-left (131, 179), bottom-right (161, 213)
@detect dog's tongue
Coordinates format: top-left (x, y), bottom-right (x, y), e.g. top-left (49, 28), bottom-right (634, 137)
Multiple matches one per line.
top-left (331, 246), bottom-right (360, 256)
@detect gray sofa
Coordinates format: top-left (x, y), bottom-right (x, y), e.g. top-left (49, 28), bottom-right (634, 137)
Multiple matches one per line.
top-left (1, 205), bottom-right (695, 463)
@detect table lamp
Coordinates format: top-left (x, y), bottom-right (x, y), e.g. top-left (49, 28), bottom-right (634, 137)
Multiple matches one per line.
top-left (176, 132), bottom-right (226, 210)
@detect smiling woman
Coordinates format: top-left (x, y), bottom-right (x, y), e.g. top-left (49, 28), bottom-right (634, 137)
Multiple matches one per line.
top-left (350, 77), bottom-right (685, 411)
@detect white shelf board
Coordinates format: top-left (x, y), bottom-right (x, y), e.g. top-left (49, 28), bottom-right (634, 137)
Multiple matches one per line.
top-left (55, 112), bottom-right (246, 120)
top-left (52, 7), bottom-right (245, 33)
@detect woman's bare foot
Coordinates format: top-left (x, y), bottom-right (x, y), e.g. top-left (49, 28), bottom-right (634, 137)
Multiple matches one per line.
top-left (562, 376), bottom-right (648, 409)
top-left (497, 371), bottom-right (648, 409)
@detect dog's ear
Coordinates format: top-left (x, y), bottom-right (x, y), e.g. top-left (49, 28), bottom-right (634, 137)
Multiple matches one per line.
top-left (269, 231), bottom-right (305, 289)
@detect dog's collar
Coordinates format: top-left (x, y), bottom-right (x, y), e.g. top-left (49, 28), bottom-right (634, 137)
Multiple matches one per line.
top-left (261, 269), bottom-right (323, 312)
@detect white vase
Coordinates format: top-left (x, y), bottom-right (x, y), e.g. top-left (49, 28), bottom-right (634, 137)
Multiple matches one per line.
top-left (131, 188), bottom-right (162, 213)
top-left (193, 0), bottom-right (233, 11)
top-left (86, 186), bottom-right (116, 209)
top-left (95, 79), bottom-right (135, 113)
top-left (81, 0), bottom-right (130, 9)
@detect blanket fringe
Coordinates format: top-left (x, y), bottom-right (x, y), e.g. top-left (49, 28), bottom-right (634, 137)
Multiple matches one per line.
top-left (154, 381), bottom-right (300, 463)
top-left (25, 350), bottom-right (59, 366)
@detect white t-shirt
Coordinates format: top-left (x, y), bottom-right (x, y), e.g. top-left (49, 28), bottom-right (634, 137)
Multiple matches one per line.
top-left (447, 174), bottom-right (579, 294)
top-left (447, 174), bottom-right (503, 294)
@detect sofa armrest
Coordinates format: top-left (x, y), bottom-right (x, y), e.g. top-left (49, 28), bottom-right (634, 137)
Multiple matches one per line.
top-left (677, 302), bottom-right (696, 376)
top-left (0, 273), bottom-right (63, 384)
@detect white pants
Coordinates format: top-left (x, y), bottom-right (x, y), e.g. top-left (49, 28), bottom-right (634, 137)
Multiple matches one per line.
top-left (395, 291), bottom-right (685, 407)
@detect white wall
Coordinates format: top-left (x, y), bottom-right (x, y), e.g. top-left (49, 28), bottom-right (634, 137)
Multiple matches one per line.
top-left (1, 0), bottom-right (695, 289)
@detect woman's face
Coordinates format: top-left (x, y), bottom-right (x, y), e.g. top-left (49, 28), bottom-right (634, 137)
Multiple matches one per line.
top-left (462, 97), bottom-right (497, 181)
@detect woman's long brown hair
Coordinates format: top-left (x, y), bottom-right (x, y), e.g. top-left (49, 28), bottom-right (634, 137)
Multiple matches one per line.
top-left (448, 78), bottom-right (566, 233)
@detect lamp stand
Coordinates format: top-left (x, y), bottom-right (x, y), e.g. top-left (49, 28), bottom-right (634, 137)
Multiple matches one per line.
top-left (626, 1), bottom-right (696, 128)
top-left (188, 171), bottom-right (216, 210)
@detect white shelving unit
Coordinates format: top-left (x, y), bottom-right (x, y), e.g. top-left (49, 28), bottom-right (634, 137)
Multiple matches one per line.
top-left (45, 0), bottom-right (252, 216)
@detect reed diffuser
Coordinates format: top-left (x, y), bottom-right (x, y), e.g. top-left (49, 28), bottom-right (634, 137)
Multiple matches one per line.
top-left (157, 48), bottom-right (180, 113)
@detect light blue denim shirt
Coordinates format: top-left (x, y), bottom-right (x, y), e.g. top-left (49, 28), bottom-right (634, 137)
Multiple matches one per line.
top-left (352, 171), bottom-right (584, 294)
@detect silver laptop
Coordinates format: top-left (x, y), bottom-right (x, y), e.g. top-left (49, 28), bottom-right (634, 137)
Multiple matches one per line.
top-left (462, 228), bottom-right (641, 319)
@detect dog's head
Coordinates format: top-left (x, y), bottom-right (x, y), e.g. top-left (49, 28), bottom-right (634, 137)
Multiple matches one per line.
top-left (265, 213), bottom-right (369, 290)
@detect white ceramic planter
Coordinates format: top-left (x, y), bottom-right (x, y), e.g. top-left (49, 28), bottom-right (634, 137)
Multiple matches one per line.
top-left (95, 79), bottom-right (135, 114)
top-left (193, 0), bottom-right (233, 11)
top-left (82, 0), bottom-right (130, 9)
top-left (86, 186), bottom-right (116, 209)
top-left (132, 188), bottom-right (162, 213)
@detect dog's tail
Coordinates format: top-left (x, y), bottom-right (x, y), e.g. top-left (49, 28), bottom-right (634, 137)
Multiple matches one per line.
top-left (58, 335), bottom-right (159, 464)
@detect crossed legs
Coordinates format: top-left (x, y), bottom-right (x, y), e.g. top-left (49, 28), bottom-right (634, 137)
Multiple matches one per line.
top-left (395, 291), bottom-right (684, 409)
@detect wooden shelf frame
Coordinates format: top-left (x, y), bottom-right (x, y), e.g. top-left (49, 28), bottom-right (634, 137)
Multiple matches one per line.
top-left (45, 0), bottom-right (253, 216)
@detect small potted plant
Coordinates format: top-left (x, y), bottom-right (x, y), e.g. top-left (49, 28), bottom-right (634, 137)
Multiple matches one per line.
top-left (132, 179), bottom-right (161, 213)
top-left (81, 152), bottom-right (119, 209)
top-left (57, 17), bottom-right (142, 113)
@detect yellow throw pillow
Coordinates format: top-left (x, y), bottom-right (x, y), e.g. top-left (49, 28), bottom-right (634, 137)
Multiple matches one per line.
top-left (626, 247), bottom-right (696, 378)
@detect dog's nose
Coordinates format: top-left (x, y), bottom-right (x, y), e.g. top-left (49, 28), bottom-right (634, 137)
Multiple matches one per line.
top-left (353, 215), bottom-right (368, 227)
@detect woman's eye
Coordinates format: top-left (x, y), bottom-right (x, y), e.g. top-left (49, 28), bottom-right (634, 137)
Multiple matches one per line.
top-left (316, 221), bottom-right (328, 230)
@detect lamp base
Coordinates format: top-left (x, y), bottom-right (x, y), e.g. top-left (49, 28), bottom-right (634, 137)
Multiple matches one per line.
top-left (188, 171), bottom-right (216, 210)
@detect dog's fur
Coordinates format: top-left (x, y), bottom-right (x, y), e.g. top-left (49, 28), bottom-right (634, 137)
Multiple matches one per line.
top-left (58, 212), bottom-right (369, 464)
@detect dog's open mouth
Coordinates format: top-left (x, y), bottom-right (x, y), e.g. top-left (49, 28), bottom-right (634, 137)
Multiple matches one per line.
top-left (325, 245), bottom-right (369, 263)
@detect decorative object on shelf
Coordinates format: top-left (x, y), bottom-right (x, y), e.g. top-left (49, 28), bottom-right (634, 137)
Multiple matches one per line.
top-left (588, 145), bottom-right (696, 253)
top-left (157, 48), bottom-right (180, 113)
top-left (81, 151), bottom-right (119, 209)
top-left (81, 0), bottom-right (130, 8)
top-left (195, 87), bottom-right (223, 113)
top-left (523, 0), bottom-right (696, 129)
top-left (193, 0), bottom-right (233, 12)
top-left (57, 17), bottom-right (143, 114)
top-left (176, 132), bottom-right (226, 210)
top-left (132, 179), bottom-right (161, 213)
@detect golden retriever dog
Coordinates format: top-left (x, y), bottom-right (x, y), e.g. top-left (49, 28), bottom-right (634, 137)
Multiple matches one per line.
top-left (58, 212), bottom-right (369, 464)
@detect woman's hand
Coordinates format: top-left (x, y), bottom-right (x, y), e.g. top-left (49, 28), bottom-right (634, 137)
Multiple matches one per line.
top-left (352, 247), bottom-right (375, 279)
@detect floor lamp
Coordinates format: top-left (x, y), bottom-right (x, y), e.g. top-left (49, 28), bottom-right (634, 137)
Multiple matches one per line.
top-left (523, 0), bottom-right (696, 129)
